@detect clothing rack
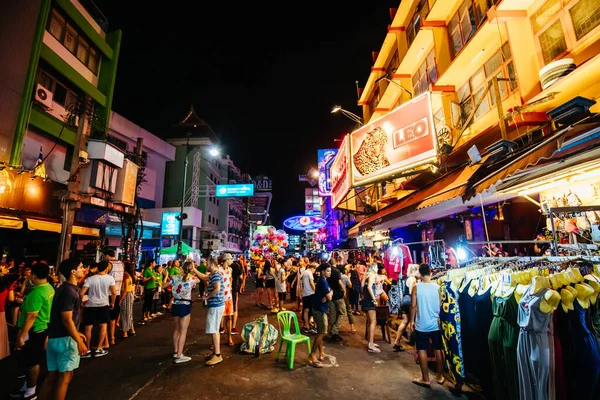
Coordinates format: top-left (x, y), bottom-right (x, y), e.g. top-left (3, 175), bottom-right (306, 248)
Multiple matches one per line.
top-left (400, 239), bottom-right (446, 247)
top-left (547, 205), bottom-right (600, 255)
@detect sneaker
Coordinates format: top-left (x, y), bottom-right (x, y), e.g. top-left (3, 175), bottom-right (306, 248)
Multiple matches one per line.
top-left (156, 312), bottom-right (163, 316)
top-left (94, 349), bottom-right (109, 358)
top-left (205, 354), bottom-right (223, 366)
top-left (220, 328), bottom-right (225, 334)
top-left (173, 353), bottom-right (179, 358)
top-left (308, 328), bottom-right (318, 334)
top-left (10, 390), bottom-right (24, 398)
top-left (231, 328), bottom-right (241, 335)
top-left (23, 393), bottom-right (37, 400)
top-left (80, 350), bottom-right (92, 359)
top-left (174, 355), bottom-right (191, 364)
top-left (151, 313), bottom-right (158, 318)
top-left (280, 307), bottom-right (287, 311)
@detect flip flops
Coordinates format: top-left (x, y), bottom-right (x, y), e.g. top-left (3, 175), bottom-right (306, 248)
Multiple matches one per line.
top-left (412, 378), bottom-right (431, 388)
top-left (308, 359), bottom-right (323, 368)
top-left (436, 377), bottom-right (446, 385)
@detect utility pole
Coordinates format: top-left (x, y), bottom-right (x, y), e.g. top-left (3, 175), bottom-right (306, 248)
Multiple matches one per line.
top-left (177, 133), bottom-right (191, 258)
top-left (58, 95), bottom-right (92, 265)
top-left (121, 137), bottom-right (144, 263)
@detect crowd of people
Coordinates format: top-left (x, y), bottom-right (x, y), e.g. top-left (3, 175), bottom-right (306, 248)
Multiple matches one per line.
top-left (0, 248), bottom-right (453, 398)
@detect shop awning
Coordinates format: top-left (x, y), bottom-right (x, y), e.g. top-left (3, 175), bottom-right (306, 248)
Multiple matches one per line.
top-left (0, 215), bottom-right (24, 230)
top-left (26, 218), bottom-right (100, 236)
top-left (469, 120), bottom-right (600, 196)
top-left (360, 158), bottom-right (489, 231)
top-left (160, 242), bottom-right (200, 256)
top-left (27, 218), bottom-right (61, 233)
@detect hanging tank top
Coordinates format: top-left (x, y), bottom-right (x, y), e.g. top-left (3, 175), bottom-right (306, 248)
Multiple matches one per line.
top-left (518, 286), bottom-right (550, 332)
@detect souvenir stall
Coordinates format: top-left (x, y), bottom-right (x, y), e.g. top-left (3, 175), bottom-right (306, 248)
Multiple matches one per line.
top-left (432, 256), bottom-right (600, 400)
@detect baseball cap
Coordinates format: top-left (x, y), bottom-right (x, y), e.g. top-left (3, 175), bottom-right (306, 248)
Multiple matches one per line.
top-left (222, 253), bottom-right (233, 261)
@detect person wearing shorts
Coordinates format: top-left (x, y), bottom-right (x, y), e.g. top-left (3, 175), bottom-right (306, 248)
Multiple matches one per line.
top-left (170, 261), bottom-right (201, 364)
top-left (39, 258), bottom-right (87, 400)
top-left (13, 263), bottom-right (55, 400)
top-left (308, 264), bottom-right (332, 368)
top-left (409, 263), bottom-right (444, 388)
top-left (203, 259), bottom-right (225, 366)
top-left (301, 263), bottom-right (317, 333)
top-left (80, 261), bottom-right (116, 358)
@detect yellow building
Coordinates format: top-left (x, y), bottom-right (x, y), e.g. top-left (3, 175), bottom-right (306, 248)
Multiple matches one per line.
top-left (334, 0), bottom-right (600, 238)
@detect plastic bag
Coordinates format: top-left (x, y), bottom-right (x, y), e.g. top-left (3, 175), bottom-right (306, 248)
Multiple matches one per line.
top-left (240, 314), bottom-right (279, 355)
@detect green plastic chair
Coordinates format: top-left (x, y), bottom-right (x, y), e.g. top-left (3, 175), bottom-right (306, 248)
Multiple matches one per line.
top-left (276, 311), bottom-right (311, 369)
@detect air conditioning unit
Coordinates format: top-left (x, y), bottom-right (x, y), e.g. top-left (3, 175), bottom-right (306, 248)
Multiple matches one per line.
top-left (34, 84), bottom-right (53, 109)
top-left (539, 58), bottom-right (576, 90)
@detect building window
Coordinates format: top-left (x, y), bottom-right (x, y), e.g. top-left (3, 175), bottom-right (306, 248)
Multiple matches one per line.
top-left (448, 0), bottom-right (498, 59)
top-left (407, 0), bottom-right (435, 47)
top-left (457, 43), bottom-right (517, 124)
top-left (367, 86), bottom-right (381, 116)
top-left (532, 0), bottom-right (600, 65)
top-left (412, 50), bottom-right (437, 96)
top-left (46, 8), bottom-right (101, 74)
top-left (37, 69), bottom-right (81, 109)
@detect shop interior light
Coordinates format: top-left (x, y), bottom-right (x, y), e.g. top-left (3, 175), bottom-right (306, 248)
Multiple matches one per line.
top-left (456, 247), bottom-right (467, 261)
top-left (517, 167), bottom-right (600, 196)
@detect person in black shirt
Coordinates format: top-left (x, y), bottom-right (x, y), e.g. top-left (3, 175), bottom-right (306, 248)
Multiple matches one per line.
top-left (230, 259), bottom-right (244, 334)
top-left (39, 258), bottom-right (87, 400)
top-left (326, 263), bottom-right (346, 342)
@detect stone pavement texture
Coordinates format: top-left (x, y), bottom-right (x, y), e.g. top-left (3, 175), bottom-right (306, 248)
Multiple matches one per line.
top-left (2, 284), bottom-right (478, 400)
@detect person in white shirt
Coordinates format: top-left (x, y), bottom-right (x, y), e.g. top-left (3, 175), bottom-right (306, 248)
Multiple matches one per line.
top-left (80, 261), bottom-right (116, 358)
top-left (274, 259), bottom-right (288, 312)
top-left (301, 263), bottom-right (317, 333)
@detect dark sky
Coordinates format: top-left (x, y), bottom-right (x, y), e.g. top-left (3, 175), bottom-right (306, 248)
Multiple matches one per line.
top-left (97, 2), bottom-right (392, 227)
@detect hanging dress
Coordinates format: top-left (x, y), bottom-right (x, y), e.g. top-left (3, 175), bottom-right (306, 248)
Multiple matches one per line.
top-left (557, 298), bottom-right (600, 400)
top-left (488, 289), bottom-right (520, 400)
top-left (517, 287), bottom-right (552, 400)
top-left (439, 280), bottom-right (465, 382)
top-left (459, 281), bottom-right (495, 399)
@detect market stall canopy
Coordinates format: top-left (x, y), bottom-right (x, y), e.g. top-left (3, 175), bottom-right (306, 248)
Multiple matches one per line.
top-left (160, 242), bottom-right (199, 255)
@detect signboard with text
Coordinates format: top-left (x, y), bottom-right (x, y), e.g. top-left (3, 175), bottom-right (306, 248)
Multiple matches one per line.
top-left (161, 212), bottom-right (181, 236)
top-left (318, 148), bottom-right (338, 196)
top-left (330, 135), bottom-right (351, 209)
top-left (252, 175), bottom-right (272, 191)
top-left (216, 183), bottom-right (254, 197)
top-left (350, 92), bottom-right (437, 186)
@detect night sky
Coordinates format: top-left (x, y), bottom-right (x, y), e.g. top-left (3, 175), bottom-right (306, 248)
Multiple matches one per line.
top-left (98, 2), bottom-right (392, 227)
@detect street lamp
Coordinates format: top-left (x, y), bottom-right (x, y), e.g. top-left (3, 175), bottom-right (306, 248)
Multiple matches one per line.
top-left (374, 76), bottom-right (413, 98)
top-left (177, 139), bottom-right (221, 258)
top-left (331, 105), bottom-right (363, 125)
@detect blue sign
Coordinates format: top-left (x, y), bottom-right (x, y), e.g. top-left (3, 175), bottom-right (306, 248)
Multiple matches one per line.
top-left (216, 184), bottom-right (254, 197)
top-left (318, 149), bottom-right (338, 196)
top-left (283, 215), bottom-right (327, 231)
top-left (105, 225), bottom-right (153, 239)
top-left (161, 212), bottom-right (181, 236)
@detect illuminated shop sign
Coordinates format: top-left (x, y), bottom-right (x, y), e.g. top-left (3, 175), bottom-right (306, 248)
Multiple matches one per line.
top-left (350, 92), bottom-right (437, 186)
top-left (161, 212), bottom-right (181, 236)
top-left (216, 184), bottom-right (255, 197)
top-left (330, 135), bottom-right (351, 208)
top-left (283, 215), bottom-right (327, 231)
top-left (318, 148), bottom-right (338, 196)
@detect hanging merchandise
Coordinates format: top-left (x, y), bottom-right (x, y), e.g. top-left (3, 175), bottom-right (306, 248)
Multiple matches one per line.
top-left (249, 226), bottom-right (289, 260)
top-left (436, 257), bottom-right (600, 400)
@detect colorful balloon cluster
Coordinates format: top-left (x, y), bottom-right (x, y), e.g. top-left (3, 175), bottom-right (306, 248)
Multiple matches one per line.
top-left (250, 226), bottom-right (289, 260)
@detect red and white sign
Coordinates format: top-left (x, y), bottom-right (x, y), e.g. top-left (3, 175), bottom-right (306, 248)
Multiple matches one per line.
top-left (330, 135), bottom-right (351, 209)
top-left (350, 92), bottom-right (437, 186)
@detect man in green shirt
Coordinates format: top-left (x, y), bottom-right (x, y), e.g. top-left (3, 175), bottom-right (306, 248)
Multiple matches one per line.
top-left (13, 263), bottom-right (55, 400)
top-left (196, 258), bottom-right (208, 301)
top-left (164, 260), bottom-right (181, 311)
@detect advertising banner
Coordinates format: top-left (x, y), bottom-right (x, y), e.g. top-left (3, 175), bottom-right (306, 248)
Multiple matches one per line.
top-left (216, 183), bottom-right (254, 197)
top-left (161, 212), bottom-right (181, 236)
top-left (350, 92), bottom-right (437, 186)
top-left (330, 135), bottom-right (351, 209)
top-left (317, 149), bottom-right (338, 196)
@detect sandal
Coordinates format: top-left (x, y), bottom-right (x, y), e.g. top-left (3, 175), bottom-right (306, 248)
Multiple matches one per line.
top-left (436, 377), bottom-right (446, 385)
top-left (228, 341), bottom-right (235, 347)
top-left (412, 378), bottom-right (431, 388)
top-left (308, 359), bottom-right (323, 368)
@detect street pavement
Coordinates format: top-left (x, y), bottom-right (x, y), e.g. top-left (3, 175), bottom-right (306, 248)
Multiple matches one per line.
top-left (2, 284), bottom-right (478, 400)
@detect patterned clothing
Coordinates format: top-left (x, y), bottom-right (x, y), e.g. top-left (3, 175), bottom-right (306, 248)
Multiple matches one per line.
top-left (207, 271), bottom-right (224, 308)
top-left (120, 291), bottom-right (135, 332)
top-left (221, 268), bottom-right (232, 301)
top-left (387, 280), bottom-right (402, 315)
top-left (171, 275), bottom-right (197, 305)
top-left (439, 281), bottom-right (465, 382)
